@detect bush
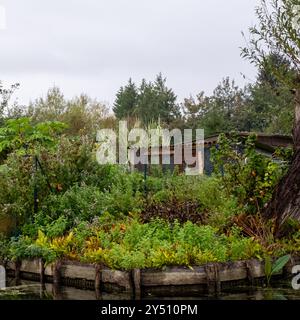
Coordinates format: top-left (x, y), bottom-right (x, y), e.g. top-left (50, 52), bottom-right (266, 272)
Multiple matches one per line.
top-left (0, 130), bottom-right (148, 237)
top-left (211, 133), bottom-right (284, 214)
top-left (142, 174), bottom-right (239, 227)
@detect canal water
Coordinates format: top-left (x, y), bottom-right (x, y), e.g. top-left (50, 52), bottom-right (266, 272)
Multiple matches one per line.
top-left (1, 278), bottom-right (300, 300)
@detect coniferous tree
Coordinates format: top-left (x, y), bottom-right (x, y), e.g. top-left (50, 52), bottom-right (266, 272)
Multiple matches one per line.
top-left (113, 74), bottom-right (180, 126)
top-left (113, 78), bottom-right (138, 120)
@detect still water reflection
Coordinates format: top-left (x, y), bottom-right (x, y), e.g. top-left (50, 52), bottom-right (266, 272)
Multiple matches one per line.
top-left (1, 278), bottom-right (300, 300)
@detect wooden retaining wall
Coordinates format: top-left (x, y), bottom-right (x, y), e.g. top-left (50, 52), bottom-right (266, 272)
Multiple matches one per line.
top-left (2, 256), bottom-right (300, 298)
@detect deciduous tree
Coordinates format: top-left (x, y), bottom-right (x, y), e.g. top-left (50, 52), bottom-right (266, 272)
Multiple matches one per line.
top-left (242, 0), bottom-right (300, 230)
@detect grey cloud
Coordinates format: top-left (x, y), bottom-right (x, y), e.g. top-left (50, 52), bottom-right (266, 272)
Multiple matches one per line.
top-left (0, 0), bottom-right (259, 105)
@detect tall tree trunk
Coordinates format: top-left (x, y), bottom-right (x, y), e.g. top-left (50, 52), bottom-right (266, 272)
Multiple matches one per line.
top-left (264, 87), bottom-right (300, 231)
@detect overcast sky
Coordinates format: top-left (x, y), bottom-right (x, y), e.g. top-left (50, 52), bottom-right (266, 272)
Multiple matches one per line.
top-left (0, 0), bottom-right (259, 109)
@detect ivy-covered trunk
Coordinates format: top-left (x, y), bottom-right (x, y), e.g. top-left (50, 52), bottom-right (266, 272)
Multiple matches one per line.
top-left (264, 87), bottom-right (300, 231)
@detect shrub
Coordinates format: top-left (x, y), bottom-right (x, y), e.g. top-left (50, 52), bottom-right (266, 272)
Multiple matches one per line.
top-left (211, 133), bottom-right (284, 214)
top-left (9, 235), bottom-right (57, 263)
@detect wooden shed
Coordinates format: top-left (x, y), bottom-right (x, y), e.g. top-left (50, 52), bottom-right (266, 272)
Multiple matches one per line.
top-left (131, 132), bottom-right (293, 175)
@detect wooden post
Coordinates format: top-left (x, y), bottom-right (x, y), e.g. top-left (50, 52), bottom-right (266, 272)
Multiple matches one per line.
top-left (95, 264), bottom-right (102, 300)
top-left (40, 258), bottom-right (45, 285)
top-left (15, 260), bottom-right (21, 285)
top-left (53, 260), bottom-right (62, 286)
top-left (205, 264), bottom-right (220, 295)
top-left (39, 258), bottom-right (46, 297)
top-left (215, 264), bottom-right (221, 295)
top-left (132, 269), bottom-right (141, 300)
top-left (52, 261), bottom-right (63, 300)
top-left (245, 260), bottom-right (255, 286)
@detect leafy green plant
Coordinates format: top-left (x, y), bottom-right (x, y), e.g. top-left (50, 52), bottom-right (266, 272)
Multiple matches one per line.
top-left (265, 254), bottom-right (291, 286)
top-left (5, 216), bottom-right (266, 270)
top-left (9, 235), bottom-right (57, 264)
top-left (211, 133), bottom-right (284, 214)
top-left (0, 117), bottom-right (67, 157)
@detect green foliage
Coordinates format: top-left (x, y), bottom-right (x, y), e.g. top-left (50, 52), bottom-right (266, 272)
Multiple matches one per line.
top-left (0, 154), bottom-right (50, 227)
top-left (0, 130), bottom-right (146, 233)
top-left (0, 117), bottom-right (67, 158)
top-left (0, 82), bottom-right (20, 123)
top-left (6, 217), bottom-right (263, 270)
top-left (183, 78), bottom-right (248, 136)
top-left (142, 174), bottom-right (239, 227)
top-left (34, 182), bottom-right (143, 232)
top-left (113, 78), bottom-right (138, 120)
top-left (245, 53), bottom-right (295, 134)
top-left (83, 219), bottom-right (262, 269)
top-left (113, 74), bottom-right (180, 125)
top-left (211, 133), bottom-right (284, 213)
top-left (28, 86), bottom-right (109, 135)
top-left (43, 216), bottom-right (69, 238)
top-left (9, 234), bottom-right (57, 264)
top-left (244, 81), bottom-right (294, 134)
top-left (274, 146), bottom-right (294, 163)
top-left (183, 74), bottom-right (293, 136)
top-left (265, 254), bottom-right (291, 285)
top-left (0, 234), bottom-right (10, 261)
top-left (0, 127), bottom-right (295, 272)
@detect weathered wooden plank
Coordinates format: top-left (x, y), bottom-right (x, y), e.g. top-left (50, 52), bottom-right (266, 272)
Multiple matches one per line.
top-left (142, 261), bottom-right (264, 287)
top-left (142, 268), bottom-right (207, 286)
top-left (20, 259), bottom-right (40, 274)
top-left (60, 262), bottom-right (95, 281)
top-left (218, 261), bottom-right (248, 282)
top-left (101, 269), bottom-right (132, 291)
top-left (247, 260), bottom-right (265, 278)
top-left (6, 261), bottom-right (15, 271)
